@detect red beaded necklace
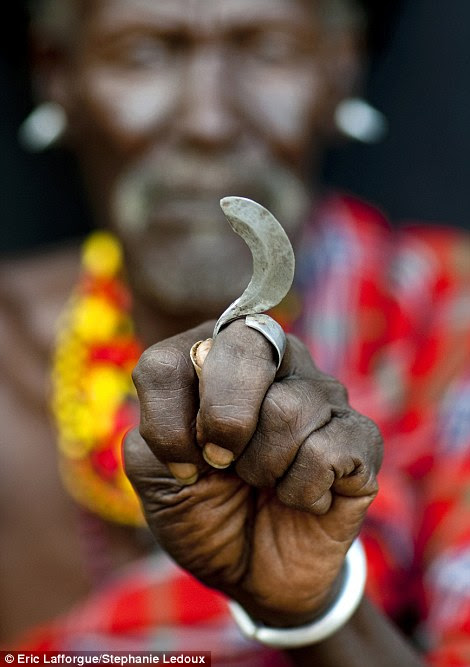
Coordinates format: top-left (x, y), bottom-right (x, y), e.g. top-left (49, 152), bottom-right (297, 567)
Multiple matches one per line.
top-left (51, 230), bottom-right (301, 526)
top-left (51, 231), bottom-right (144, 526)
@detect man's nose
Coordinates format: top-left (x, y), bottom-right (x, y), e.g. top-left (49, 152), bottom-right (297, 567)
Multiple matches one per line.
top-left (179, 46), bottom-right (239, 150)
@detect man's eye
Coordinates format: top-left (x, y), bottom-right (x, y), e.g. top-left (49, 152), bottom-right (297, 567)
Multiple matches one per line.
top-left (102, 34), bottom-right (183, 69)
top-left (244, 32), bottom-right (305, 65)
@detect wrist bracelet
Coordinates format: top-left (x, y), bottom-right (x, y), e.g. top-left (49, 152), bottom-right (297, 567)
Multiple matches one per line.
top-left (228, 538), bottom-right (367, 648)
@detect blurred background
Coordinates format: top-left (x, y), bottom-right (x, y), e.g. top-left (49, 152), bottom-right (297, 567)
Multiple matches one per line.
top-left (1, 0), bottom-right (470, 254)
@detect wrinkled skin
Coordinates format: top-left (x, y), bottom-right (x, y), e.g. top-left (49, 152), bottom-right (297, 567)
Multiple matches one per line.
top-left (0, 1), bottom-right (425, 658)
top-left (125, 320), bottom-right (383, 627)
top-left (40, 0), bottom-right (359, 326)
top-left (24, 0), bottom-right (389, 646)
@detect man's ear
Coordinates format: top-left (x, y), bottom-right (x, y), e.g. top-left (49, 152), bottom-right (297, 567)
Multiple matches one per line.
top-left (317, 25), bottom-right (367, 138)
top-left (25, 28), bottom-right (80, 151)
top-left (29, 29), bottom-right (74, 112)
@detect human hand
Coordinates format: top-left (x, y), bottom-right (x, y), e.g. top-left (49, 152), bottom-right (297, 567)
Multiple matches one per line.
top-left (124, 320), bottom-right (382, 628)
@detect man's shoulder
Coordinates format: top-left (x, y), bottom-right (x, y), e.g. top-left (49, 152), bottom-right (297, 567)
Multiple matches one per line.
top-left (0, 242), bottom-right (81, 401)
top-left (0, 242), bottom-right (81, 302)
top-left (0, 241), bottom-right (80, 313)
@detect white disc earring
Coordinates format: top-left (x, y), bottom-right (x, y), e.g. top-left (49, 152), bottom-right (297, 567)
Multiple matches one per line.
top-left (18, 101), bottom-right (68, 152)
top-left (334, 97), bottom-right (388, 144)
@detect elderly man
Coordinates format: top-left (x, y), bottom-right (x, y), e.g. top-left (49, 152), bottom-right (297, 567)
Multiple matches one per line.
top-left (1, 0), bottom-right (469, 664)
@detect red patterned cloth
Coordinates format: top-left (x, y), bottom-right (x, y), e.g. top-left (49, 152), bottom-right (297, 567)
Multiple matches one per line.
top-left (17, 195), bottom-right (470, 664)
top-left (288, 194), bottom-right (470, 664)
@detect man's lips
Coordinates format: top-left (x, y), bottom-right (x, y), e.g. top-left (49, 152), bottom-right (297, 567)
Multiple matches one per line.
top-left (143, 197), bottom-right (225, 233)
top-left (140, 186), bottom-right (272, 233)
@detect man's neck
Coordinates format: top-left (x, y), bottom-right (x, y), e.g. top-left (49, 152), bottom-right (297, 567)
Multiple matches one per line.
top-left (131, 293), bottom-right (217, 348)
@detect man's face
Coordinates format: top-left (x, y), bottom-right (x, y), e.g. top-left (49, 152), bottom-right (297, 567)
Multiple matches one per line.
top-left (61, 0), bottom-right (351, 316)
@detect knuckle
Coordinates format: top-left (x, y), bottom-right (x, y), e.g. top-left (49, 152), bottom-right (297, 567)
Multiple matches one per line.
top-left (332, 408), bottom-right (383, 447)
top-left (355, 411), bottom-right (381, 437)
top-left (354, 413), bottom-right (384, 465)
top-left (300, 444), bottom-right (335, 490)
top-left (204, 408), bottom-right (256, 445)
top-left (264, 384), bottom-right (300, 430)
top-left (276, 441), bottom-right (334, 511)
top-left (224, 320), bottom-right (274, 361)
top-left (367, 417), bottom-right (384, 445)
top-left (354, 410), bottom-right (380, 433)
top-left (347, 468), bottom-right (380, 499)
top-left (301, 437), bottom-right (329, 468)
top-left (133, 345), bottom-right (188, 391)
top-left (325, 377), bottom-right (349, 404)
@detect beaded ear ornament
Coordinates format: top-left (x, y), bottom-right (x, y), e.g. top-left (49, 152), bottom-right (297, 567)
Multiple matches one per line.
top-left (51, 231), bottom-right (144, 526)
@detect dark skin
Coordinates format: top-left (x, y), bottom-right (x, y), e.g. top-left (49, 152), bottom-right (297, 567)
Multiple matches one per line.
top-left (1, 0), bottom-right (424, 661)
top-left (124, 324), bottom-right (422, 665)
top-left (0, 249), bottom-right (89, 640)
top-left (0, 250), bottom-right (149, 640)
top-left (43, 0), bottom-right (359, 330)
top-left (126, 320), bottom-right (383, 626)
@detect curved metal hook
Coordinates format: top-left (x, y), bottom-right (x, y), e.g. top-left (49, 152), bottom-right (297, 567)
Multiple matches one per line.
top-left (213, 196), bottom-right (295, 337)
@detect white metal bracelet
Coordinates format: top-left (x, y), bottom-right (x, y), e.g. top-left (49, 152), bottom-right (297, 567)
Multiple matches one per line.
top-left (228, 538), bottom-right (367, 648)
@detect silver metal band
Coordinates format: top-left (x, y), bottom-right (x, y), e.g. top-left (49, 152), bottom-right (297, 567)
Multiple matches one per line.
top-left (244, 314), bottom-right (286, 370)
top-left (213, 314), bottom-right (287, 370)
top-left (228, 538), bottom-right (367, 648)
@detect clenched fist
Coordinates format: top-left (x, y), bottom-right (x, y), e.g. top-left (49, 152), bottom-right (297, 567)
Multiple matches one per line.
top-left (124, 320), bottom-right (382, 628)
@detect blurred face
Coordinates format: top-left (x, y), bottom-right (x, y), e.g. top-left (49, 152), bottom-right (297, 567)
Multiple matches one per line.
top-left (59, 0), bottom-right (354, 316)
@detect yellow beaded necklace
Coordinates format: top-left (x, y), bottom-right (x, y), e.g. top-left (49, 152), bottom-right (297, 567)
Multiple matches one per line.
top-left (51, 230), bottom-right (301, 527)
top-left (51, 231), bottom-right (144, 526)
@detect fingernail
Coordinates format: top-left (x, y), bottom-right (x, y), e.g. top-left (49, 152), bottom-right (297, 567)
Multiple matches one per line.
top-left (203, 443), bottom-right (234, 469)
top-left (168, 463), bottom-right (199, 485)
top-left (190, 338), bottom-right (213, 378)
top-left (196, 338), bottom-right (213, 366)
